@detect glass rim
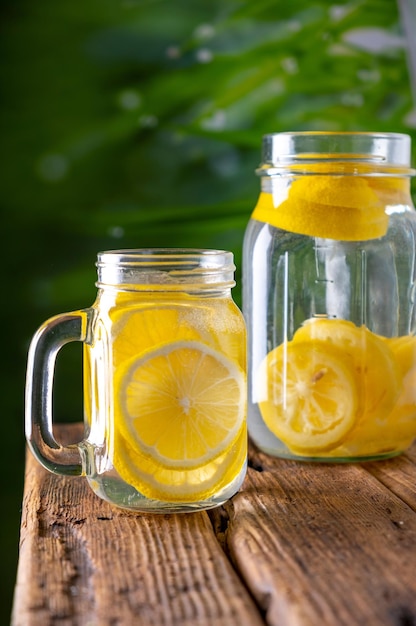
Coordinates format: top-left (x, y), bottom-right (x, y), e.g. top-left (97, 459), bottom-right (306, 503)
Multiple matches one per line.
top-left (258, 131), bottom-right (416, 177)
top-left (97, 248), bottom-right (235, 268)
top-left (95, 248), bottom-right (236, 290)
top-left (97, 247), bottom-right (232, 258)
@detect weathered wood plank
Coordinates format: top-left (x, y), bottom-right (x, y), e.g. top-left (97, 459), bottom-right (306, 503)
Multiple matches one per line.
top-left (225, 443), bottom-right (416, 626)
top-left (12, 428), bottom-right (263, 626)
top-left (13, 425), bottom-right (416, 626)
top-left (365, 445), bottom-right (416, 513)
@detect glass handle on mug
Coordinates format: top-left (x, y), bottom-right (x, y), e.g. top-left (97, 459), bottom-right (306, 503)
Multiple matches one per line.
top-left (25, 310), bottom-right (89, 476)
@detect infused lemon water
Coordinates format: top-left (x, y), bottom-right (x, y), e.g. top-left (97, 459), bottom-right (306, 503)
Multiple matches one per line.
top-left (84, 253), bottom-right (247, 511)
top-left (243, 132), bottom-right (416, 461)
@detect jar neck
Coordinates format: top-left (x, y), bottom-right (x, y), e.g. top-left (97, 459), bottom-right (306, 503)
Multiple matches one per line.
top-left (95, 249), bottom-right (236, 294)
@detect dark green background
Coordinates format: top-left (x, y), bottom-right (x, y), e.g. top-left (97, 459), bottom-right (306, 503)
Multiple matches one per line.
top-left (1, 0), bottom-right (415, 621)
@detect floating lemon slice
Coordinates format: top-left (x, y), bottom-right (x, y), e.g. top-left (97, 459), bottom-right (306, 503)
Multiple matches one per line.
top-left (114, 340), bottom-right (246, 470)
top-left (257, 340), bottom-right (358, 452)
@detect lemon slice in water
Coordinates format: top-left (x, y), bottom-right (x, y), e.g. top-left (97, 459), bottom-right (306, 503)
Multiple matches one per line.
top-left (113, 426), bottom-right (247, 502)
top-left (111, 305), bottom-right (202, 367)
top-left (114, 338), bottom-right (245, 460)
top-left (293, 318), bottom-right (401, 426)
top-left (257, 340), bottom-right (358, 453)
top-left (112, 340), bottom-right (246, 500)
top-left (252, 176), bottom-right (388, 241)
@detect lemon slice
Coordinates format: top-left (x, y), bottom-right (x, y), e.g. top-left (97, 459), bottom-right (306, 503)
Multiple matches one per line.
top-left (368, 175), bottom-right (412, 207)
top-left (385, 335), bottom-right (416, 416)
top-left (114, 340), bottom-right (246, 469)
top-left (113, 427), bottom-right (247, 502)
top-left (257, 340), bottom-right (358, 452)
top-left (385, 334), bottom-right (416, 377)
top-left (110, 296), bottom-right (246, 371)
top-left (111, 305), bottom-right (202, 367)
top-left (251, 175), bottom-right (388, 241)
top-left (294, 318), bottom-right (401, 425)
top-left (382, 335), bottom-right (416, 439)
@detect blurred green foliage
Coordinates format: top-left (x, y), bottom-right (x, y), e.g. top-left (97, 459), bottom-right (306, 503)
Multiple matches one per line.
top-left (1, 0), bottom-right (415, 621)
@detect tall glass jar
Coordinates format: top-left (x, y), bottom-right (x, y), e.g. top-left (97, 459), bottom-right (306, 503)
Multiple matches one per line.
top-left (243, 132), bottom-right (416, 461)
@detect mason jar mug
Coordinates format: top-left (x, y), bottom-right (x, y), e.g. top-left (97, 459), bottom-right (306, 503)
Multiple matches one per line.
top-left (26, 249), bottom-right (247, 512)
top-left (243, 131), bottom-right (416, 461)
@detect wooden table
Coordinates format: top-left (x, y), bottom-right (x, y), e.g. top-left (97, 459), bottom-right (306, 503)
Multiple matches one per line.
top-left (12, 424), bottom-right (416, 626)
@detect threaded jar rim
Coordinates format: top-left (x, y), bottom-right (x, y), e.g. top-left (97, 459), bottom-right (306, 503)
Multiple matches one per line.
top-left (96, 248), bottom-right (236, 291)
top-left (257, 131), bottom-right (416, 177)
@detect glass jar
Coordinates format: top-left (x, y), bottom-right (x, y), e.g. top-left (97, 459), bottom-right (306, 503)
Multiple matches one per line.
top-left (26, 249), bottom-right (247, 512)
top-left (243, 132), bottom-right (416, 461)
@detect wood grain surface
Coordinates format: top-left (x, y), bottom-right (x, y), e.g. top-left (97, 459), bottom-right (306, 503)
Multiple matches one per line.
top-left (12, 425), bottom-right (416, 626)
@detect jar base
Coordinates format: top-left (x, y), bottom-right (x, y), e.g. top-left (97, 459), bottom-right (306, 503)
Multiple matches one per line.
top-left (248, 412), bottom-right (412, 463)
top-left (86, 463), bottom-right (247, 513)
top-left (256, 450), bottom-right (404, 464)
top-left (251, 444), bottom-right (404, 464)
